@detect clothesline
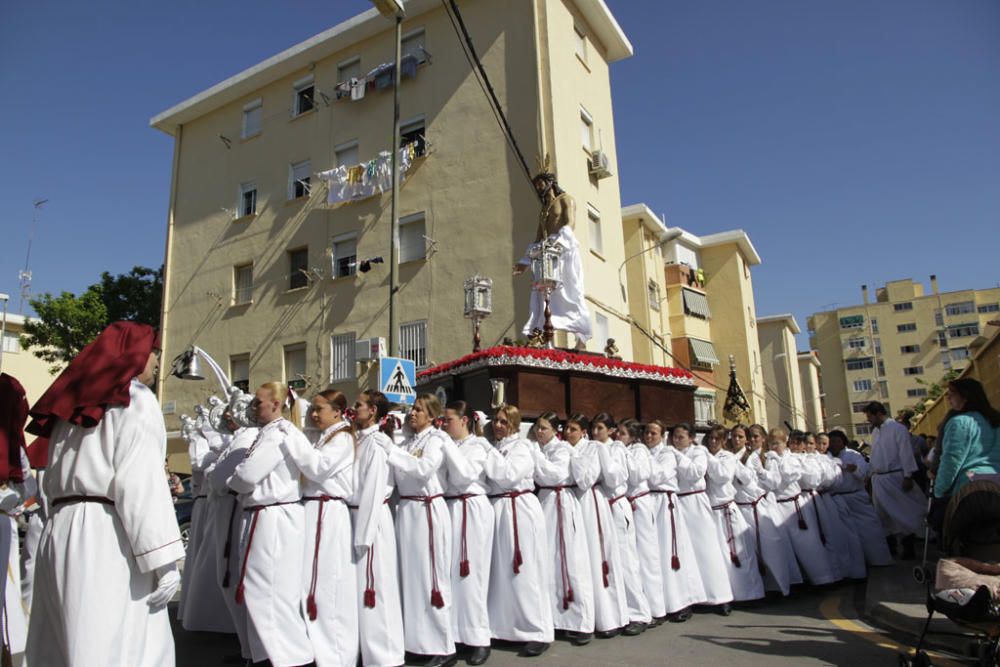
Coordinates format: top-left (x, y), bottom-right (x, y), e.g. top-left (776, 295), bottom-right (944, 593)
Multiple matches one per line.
top-left (333, 53), bottom-right (422, 102)
top-left (316, 142), bottom-right (422, 205)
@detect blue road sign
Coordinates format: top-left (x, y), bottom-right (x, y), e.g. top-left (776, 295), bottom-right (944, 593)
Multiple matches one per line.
top-left (380, 357), bottom-right (416, 405)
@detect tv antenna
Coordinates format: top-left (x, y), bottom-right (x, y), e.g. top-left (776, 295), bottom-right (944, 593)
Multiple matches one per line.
top-left (19, 198), bottom-right (47, 313)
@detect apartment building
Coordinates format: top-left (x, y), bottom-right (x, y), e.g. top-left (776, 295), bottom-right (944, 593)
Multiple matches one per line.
top-left (756, 315), bottom-right (807, 431)
top-left (0, 312), bottom-right (56, 408)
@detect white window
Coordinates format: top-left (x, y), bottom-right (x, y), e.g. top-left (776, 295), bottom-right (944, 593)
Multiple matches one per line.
top-left (400, 320), bottom-right (428, 368)
top-left (330, 333), bottom-right (356, 381)
top-left (337, 57), bottom-right (361, 83)
top-left (233, 263), bottom-right (253, 305)
top-left (897, 322), bottom-right (917, 333)
top-left (289, 160), bottom-right (311, 199)
top-left (846, 338), bottom-right (866, 350)
top-left (978, 303), bottom-right (999, 313)
top-left (587, 204), bottom-right (602, 255)
top-left (401, 117), bottom-right (426, 157)
top-left (879, 380), bottom-right (889, 398)
top-left (853, 379), bottom-right (873, 392)
top-left (292, 75), bottom-right (315, 116)
top-left (846, 357), bottom-right (874, 370)
top-left (332, 235), bottom-right (357, 278)
top-left (945, 301), bottom-right (975, 316)
top-left (284, 344), bottom-right (307, 389)
top-left (2, 331), bottom-right (20, 354)
top-left (907, 388), bottom-right (928, 398)
top-left (238, 181), bottom-right (257, 217)
top-left (893, 302), bottom-right (913, 312)
top-left (648, 280), bottom-right (661, 311)
top-left (580, 107), bottom-right (594, 152)
top-left (903, 366), bottom-right (924, 376)
top-left (950, 347), bottom-right (970, 361)
top-left (900, 344), bottom-right (919, 354)
top-left (694, 392), bottom-right (715, 427)
top-left (855, 423), bottom-right (872, 436)
top-left (242, 98), bottom-right (262, 138)
top-left (402, 29), bottom-right (427, 64)
top-left (399, 212), bottom-right (426, 263)
top-left (574, 26), bottom-right (587, 63)
top-left (335, 141), bottom-right (359, 167)
top-left (594, 312), bottom-right (609, 349)
top-left (230, 354), bottom-right (250, 392)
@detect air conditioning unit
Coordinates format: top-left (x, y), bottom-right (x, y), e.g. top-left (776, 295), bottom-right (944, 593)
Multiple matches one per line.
top-left (355, 337), bottom-right (386, 361)
top-left (589, 150), bottom-right (612, 180)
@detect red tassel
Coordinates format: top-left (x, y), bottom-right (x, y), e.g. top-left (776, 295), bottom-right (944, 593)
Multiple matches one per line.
top-left (671, 555), bottom-right (680, 571)
top-left (798, 518), bottom-right (807, 530)
top-left (567, 587), bottom-right (574, 603)
top-left (364, 588), bottom-right (376, 608)
top-left (513, 550), bottom-right (523, 574)
top-left (306, 595), bottom-right (318, 621)
top-left (431, 590), bottom-right (445, 609)
top-left (732, 554), bottom-right (742, 568)
top-left (460, 560), bottom-right (470, 577)
top-left (235, 584), bottom-right (245, 605)
top-left (601, 560), bottom-right (610, 587)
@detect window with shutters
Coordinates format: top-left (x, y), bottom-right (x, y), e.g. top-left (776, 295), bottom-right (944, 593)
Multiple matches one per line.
top-left (230, 354), bottom-right (250, 392)
top-left (330, 333), bottom-right (356, 382)
top-left (852, 379), bottom-right (873, 392)
top-left (400, 320), bottom-right (427, 368)
top-left (238, 182), bottom-right (257, 218)
top-left (399, 213), bottom-right (426, 263)
top-left (402, 29), bottom-right (427, 64)
top-left (845, 357), bottom-right (874, 371)
top-left (332, 235), bottom-right (357, 278)
top-left (233, 263), bottom-right (253, 305)
top-left (293, 75), bottom-right (315, 116)
top-left (288, 247), bottom-right (308, 290)
top-left (242, 98), bottom-right (262, 138)
top-left (289, 160), bottom-right (311, 199)
top-left (335, 141), bottom-right (359, 167)
top-left (284, 344), bottom-right (306, 390)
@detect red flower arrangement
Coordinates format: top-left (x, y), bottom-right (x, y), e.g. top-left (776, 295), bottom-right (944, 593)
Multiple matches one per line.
top-left (416, 346), bottom-right (694, 386)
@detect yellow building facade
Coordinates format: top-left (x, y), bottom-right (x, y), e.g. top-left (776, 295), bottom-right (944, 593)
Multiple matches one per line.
top-left (756, 315), bottom-right (807, 431)
top-left (1, 313), bottom-right (57, 415)
top-left (808, 277), bottom-right (1000, 439)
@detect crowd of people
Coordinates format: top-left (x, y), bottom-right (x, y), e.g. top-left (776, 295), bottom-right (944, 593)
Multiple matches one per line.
top-left (4, 320), bottom-right (999, 667)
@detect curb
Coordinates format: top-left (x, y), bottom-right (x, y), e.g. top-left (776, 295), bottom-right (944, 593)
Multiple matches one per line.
top-left (863, 597), bottom-right (979, 658)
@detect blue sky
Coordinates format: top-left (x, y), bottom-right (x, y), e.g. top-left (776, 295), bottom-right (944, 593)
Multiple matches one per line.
top-left (2, 0), bottom-right (998, 348)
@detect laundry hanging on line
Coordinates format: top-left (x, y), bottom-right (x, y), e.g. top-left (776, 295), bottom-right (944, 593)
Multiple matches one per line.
top-left (317, 143), bottom-right (419, 205)
top-left (333, 54), bottom-right (420, 101)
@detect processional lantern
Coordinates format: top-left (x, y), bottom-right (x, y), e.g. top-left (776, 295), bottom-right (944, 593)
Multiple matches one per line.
top-left (463, 275), bottom-right (493, 352)
top-left (528, 241), bottom-right (563, 348)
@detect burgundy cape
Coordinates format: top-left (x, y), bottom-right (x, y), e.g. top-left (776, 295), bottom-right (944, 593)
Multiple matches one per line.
top-left (0, 373), bottom-right (29, 482)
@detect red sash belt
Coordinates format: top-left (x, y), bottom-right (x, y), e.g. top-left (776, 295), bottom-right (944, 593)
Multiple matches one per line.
top-left (348, 498), bottom-right (390, 608)
top-left (591, 486), bottom-right (611, 586)
top-left (445, 494), bottom-right (485, 577)
top-left (649, 490), bottom-right (680, 570)
top-left (806, 490), bottom-right (827, 545)
top-left (222, 492), bottom-right (240, 588)
top-left (489, 489), bottom-right (533, 574)
top-left (399, 494), bottom-right (446, 608)
top-left (538, 485), bottom-right (577, 609)
top-left (302, 495), bottom-right (347, 620)
top-left (736, 494), bottom-right (767, 575)
top-left (777, 494), bottom-right (808, 530)
top-left (711, 500), bottom-right (741, 567)
top-left (627, 490), bottom-right (650, 512)
top-left (608, 493), bottom-right (628, 507)
top-left (677, 489), bottom-right (705, 498)
top-left (235, 500), bottom-right (300, 606)
top-left (51, 495), bottom-right (115, 508)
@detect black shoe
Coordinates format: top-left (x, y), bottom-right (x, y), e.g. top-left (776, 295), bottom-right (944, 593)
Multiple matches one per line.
top-left (467, 646), bottom-right (490, 666)
top-left (520, 642), bottom-right (550, 657)
top-left (651, 615), bottom-right (669, 627)
top-left (900, 535), bottom-right (917, 560)
top-left (886, 536), bottom-right (898, 557)
top-left (424, 655), bottom-right (457, 667)
top-left (566, 631), bottom-right (593, 646)
top-left (718, 603), bottom-right (733, 616)
top-left (669, 607), bottom-right (692, 623)
top-left (622, 621), bottom-right (647, 636)
top-left (595, 628), bottom-right (622, 639)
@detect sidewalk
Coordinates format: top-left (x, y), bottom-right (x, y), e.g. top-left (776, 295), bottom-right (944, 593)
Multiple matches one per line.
top-left (863, 556), bottom-right (984, 659)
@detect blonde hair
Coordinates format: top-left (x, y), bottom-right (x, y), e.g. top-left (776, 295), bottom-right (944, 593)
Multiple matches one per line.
top-left (768, 426), bottom-right (788, 442)
top-left (495, 404), bottom-right (522, 430)
top-left (414, 393), bottom-right (443, 420)
top-left (259, 381), bottom-right (301, 428)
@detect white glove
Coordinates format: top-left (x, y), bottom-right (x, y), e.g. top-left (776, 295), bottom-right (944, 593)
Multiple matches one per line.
top-left (148, 563), bottom-right (181, 609)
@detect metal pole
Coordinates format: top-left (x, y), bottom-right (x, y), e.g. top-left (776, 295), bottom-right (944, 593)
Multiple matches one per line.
top-left (388, 14), bottom-right (402, 357)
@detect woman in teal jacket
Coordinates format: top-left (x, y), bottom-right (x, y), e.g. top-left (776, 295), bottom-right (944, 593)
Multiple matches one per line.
top-left (934, 379), bottom-right (1000, 501)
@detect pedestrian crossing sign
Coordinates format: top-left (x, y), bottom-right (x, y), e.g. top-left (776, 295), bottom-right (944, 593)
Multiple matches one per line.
top-left (379, 357), bottom-right (416, 405)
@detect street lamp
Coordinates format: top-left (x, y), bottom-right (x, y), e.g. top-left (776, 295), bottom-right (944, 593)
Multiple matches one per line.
top-left (463, 275), bottom-right (493, 352)
top-left (529, 241), bottom-right (564, 348)
top-left (0, 293), bottom-right (8, 373)
top-left (370, 0), bottom-right (406, 357)
top-left (617, 228), bottom-right (683, 302)
top-left (170, 345), bottom-right (232, 395)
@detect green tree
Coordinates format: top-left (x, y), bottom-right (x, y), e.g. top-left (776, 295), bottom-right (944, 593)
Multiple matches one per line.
top-left (910, 368), bottom-right (961, 415)
top-left (21, 265), bottom-right (163, 373)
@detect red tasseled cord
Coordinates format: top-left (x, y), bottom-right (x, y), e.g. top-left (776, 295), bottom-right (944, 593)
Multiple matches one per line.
top-left (431, 590), bottom-right (445, 609)
top-left (460, 560), bottom-right (470, 577)
top-left (364, 545), bottom-right (377, 608)
top-left (671, 555), bottom-right (681, 570)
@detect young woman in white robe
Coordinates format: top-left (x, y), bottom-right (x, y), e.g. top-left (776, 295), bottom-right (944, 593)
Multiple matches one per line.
top-left (643, 421), bottom-right (705, 622)
top-left (758, 427), bottom-right (838, 586)
top-left (825, 430), bottom-right (893, 567)
top-left (0, 446), bottom-right (36, 663)
top-left (298, 390), bottom-right (359, 667)
top-left (703, 425), bottom-right (764, 603)
top-left (531, 412), bottom-right (595, 645)
top-left (563, 414), bottom-right (629, 636)
top-left (204, 412), bottom-right (257, 662)
top-left (592, 414), bottom-right (650, 634)
top-left (26, 324), bottom-right (184, 667)
top-left (382, 394), bottom-right (455, 666)
top-left (229, 382), bottom-right (313, 667)
top-left (670, 423), bottom-right (735, 613)
top-left (619, 419), bottom-right (667, 624)
top-left (351, 390), bottom-right (405, 667)
top-left (728, 425), bottom-right (801, 596)
top-left (440, 401), bottom-right (494, 666)
top-left (484, 404), bottom-right (554, 657)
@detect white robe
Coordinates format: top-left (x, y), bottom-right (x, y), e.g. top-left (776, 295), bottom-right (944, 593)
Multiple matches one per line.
top-left (176, 431), bottom-right (207, 623)
top-left (830, 449), bottom-right (893, 566)
top-left (805, 452), bottom-right (867, 580)
top-left (1, 456), bottom-right (33, 661)
top-left (533, 438), bottom-right (595, 633)
top-left (648, 444), bottom-right (706, 614)
top-left (705, 450), bottom-right (764, 602)
top-left (625, 444), bottom-right (666, 619)
top-left (229, 418), bottom-right (312, 667)
top-left (352, 426), bottom-right (404, 667)
top-left (387, 427), bottom-right (454, 656)
top-left (760, 450), bottom-right (838, 586)
top-left (27, 380), bottom-right (184, 667)
top-left (733, 450), bottom-right (801, 595)
top-left (673, 445), bottom-right (734, 605)
top-left (573, 439), bottom-right (628, 631)
top-left (484, 435), bottom-right (554, 643)
top-left (870, 420), bottom-right (927, 537)
top-left (440, 434), bottom-right (494, 647)
top-left (205, 426), bottom-right (257, 659)
top-left (604, 441), bottom-right (651, 624)
top-left (297, 423), bottom-right (358, 667)
top-left (520, 225), bottom-right (592, 343)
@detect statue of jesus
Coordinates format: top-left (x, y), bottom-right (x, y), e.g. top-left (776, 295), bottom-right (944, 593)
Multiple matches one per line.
top-left (513, 164), bottom-right (592, 350)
